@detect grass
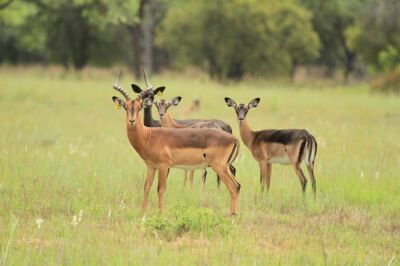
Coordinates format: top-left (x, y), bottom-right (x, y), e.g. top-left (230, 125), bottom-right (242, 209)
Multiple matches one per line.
top-left (0, 66), bottom-right (399, 265)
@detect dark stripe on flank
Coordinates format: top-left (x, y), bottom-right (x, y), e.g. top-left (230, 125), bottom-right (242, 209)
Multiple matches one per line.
top-left (298, 140), bottom-right (307, 165)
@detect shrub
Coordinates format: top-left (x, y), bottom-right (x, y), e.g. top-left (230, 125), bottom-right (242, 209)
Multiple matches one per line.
top-left (143, 207), bottom-right (234, 239)
top-left (371, 67), bottom-right (400, 93)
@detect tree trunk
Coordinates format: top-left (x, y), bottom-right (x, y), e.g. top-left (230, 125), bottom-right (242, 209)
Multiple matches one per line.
top-left (130, 25), bottom-right (143, 78)
top-left (336, 23), bottom-right (356, 83)
top-left (142, 0), bottom-right (155, 75)
top-left (290, 59), bottom-right (298, 82)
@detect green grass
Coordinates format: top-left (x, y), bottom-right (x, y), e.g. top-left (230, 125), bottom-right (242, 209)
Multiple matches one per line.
top-left (0, 66), bottom-right (399, 265)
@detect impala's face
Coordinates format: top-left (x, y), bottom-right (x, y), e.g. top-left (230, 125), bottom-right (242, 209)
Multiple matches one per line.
top-left (155, 97), bottom-right (182, 119)
top-left (224, 97), bottom-right (260, 124)
top-left (155, 99), bottom-right (169, 118)
top-left (112, 96), bottom-right (142, 127)
top-left (235, 104), bottom-right (250, 121)
top-left (125, 99), bottom-right (143, 127)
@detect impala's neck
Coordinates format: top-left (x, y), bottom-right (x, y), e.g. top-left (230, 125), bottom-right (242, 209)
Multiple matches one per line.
top-left (143, 106), bottom-right (159, 127)
top-left (160, 112), bottom-right (182, 128)
top-left (239, 118), bottom-right (254, 149)
top-left (126, 112), bottom-right (147, 153)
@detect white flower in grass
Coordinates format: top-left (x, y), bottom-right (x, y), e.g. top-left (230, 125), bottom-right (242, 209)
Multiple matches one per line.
top-left (69, 143), bottom-right (78, 154)
top-left (71, 215), bottom-right (78, 227)
top-left (108, 206), bottom-right (112, 219)
top-left (119, 200), bottom-right (127, 209)
top-left (375, 171), bottom-right (380, 179)
top-left (71, 210), bottom-right (83, 227)
top-left (78, 210), bottom-right (83, 222)
top-left (36, 218), bottom-right (44, 229)
top-left (360, 171), bottom-right (364, 178)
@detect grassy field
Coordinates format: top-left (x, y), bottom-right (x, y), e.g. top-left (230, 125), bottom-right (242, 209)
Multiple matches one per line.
top-left (0, 66), bottom-right (399, 265)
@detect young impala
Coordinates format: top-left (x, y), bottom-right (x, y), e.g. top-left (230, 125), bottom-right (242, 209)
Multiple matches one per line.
top-left (225, 97), bottom-right (317, 197)
top-left (110, 80), bottom-right (241, 215)
top-left (154, 96), bottom-right (235, 190)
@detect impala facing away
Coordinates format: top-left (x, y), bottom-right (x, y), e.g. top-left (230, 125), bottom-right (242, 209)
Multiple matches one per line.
top-left (225, 97), bottom-right (317, 197)
top-left (154, 96), bottom-right (236, 190)
top-left (111, 81), bottom-right (241, 215)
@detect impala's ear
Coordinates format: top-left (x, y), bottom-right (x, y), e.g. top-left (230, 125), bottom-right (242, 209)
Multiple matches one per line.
top-left (112, 96), bottom-right (126, 110)
top-left (248, 98), bottom-right (260, 108)
top-left (170, 96), bottom-right (182, 106)
top-left (154, 86), bottom-right (166, 96)
top-left (131, 84), bottom-right (142, 93)
top-left (224, 97), bottom-right (237, 108)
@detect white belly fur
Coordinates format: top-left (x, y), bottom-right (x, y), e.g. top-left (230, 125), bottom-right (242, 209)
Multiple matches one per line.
top-left (173, 163), bottom-right (209, 170)
top-left (267, 157), bottom-right (291, 165)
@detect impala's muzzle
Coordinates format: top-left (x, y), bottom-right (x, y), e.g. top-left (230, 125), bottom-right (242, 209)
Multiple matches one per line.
top-left (128, 119), bottom-right (136, 126)
top-left (236, 105), bottom-right (248, 121)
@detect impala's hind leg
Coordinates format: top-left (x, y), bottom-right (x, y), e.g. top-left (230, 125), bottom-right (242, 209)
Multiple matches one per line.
top-left (229, 164), bottom-right (236, 176)
top-left (183, 170), bottom-right (188, 187)
top-left (216, 174), bottom-right (221, 190)
top-left (266, 163), bottom-right (272, 191)
top-left (142, 165), bottom-right (156, 216)
top-left (306, 165), bottom-right (316, 198)
top-left (293, 165), bottom-right (307, 194)
top-left (211, 164), bottom-right (240, 215)
top-left (188, 170), bottom-right (194, 189)
top-left (201, 168), bottom-right (207, 192)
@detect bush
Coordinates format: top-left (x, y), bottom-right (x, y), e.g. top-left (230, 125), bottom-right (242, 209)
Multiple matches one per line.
top-left (143, 207), bottom-right (234, 240)
top-left (371, 67), bottom-right (400, 93)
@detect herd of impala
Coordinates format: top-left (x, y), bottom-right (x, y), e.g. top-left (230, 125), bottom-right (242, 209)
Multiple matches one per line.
top-left (111, 72), bottom-right (318, 216)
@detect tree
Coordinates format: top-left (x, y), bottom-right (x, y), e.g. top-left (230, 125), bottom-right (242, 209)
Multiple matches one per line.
top-left (299, 0), bottom-right (365, 80)
top-left (347, 0), bottom-right (400, 72)
top-left (0, 0), bottom-right (44, 64)
top-left (157, 0), bottom-right (319, 80)
top-left (107, 0), bottom-right (171, 77)
top-left (25, 0), bottom-right (108, 69)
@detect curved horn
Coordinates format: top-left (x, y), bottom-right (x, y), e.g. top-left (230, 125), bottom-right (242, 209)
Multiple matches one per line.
top-left (112, 70), bottom-right (131, 100)
top-left (142, 69), bottom-right (152, 89)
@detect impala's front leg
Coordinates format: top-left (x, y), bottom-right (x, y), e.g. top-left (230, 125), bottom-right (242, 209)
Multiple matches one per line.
top-left (157, 166), bottom-right (169, 214)
top-left (259, 161), bottom-right (267, 192)
top-left (188, 170), bottom-right (194, 188)
top-left (266, 163), bottom-right (272, 191)
top-left (201, 168), bottom-right (207, 192)
top-left (142, 165), bottom-right (156, 216)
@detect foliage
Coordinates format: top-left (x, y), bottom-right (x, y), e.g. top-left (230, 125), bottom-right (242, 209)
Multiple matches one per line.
top-left (347, 0), bottom-right (400, 73)
top-left (0, 0), bottom-right (126, 68)
top-left (299, 0), bottom-right (365, 78)
top-left (157, 0), bottom-right (319, 80)
top-left (371, 67), bottom-right (400, 93)
top-left (0, 1), bottom-right (43, 63)
top-left (1, 0), bottom-right (400, 79)
top-left (144, 207), bottom-right (233, 239)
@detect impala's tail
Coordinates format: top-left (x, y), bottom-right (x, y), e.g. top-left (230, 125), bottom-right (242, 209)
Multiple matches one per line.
top-left (304, 135), bottom-right (317, 168)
